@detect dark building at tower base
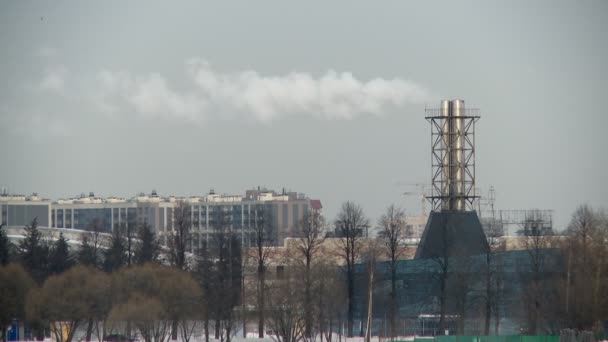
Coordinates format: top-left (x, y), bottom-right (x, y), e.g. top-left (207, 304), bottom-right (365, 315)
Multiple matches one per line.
top-left (415, 211), bottom-right (489, 259)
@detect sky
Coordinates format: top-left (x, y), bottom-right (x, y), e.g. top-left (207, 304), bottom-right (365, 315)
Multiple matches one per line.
top-left (1, 1), bottom-right (607, 231)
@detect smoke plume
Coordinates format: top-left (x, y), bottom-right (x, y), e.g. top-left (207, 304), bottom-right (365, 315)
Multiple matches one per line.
top-left (95, 59), bottom-right (433, 123)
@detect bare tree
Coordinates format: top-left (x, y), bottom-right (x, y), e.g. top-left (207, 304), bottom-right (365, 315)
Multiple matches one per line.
top-left (294, 210), bottom-right (326, 340)
top-left (169, 201), bottom-right (192, 271)
top-left (27, 266), bottom-right (111, 342)
top-left (335, 201), bottom-right (369, 337)
top-left (265, 266), bottom-right (306, 342)
top-left (315, 262), bottom-right (346, 342)
top-left (560, 205), bottom-right (608, 331)
top-left (363, 239), bottom-right (381, 342)
top-left (482, 219), bottom-right (505, 335)
top-left (250, 204), bottom-right (274, 338)
top-left (119, 222), bottom-right (137, 267)
top-left (209, 206), bottom-right (241, 342)
top-left (109, 294), bottom-right (172, 342)
top-left (79, 219), bottom-right (104, 268)
top-left (195, 241), bottom-right (213, 342)
top-left (377, 205), bottom-right (408, 340)
top-left (167, 201), bottom-right (193, 341)
top-left (520, 216), bottom-right (556, 334)
top-left (108, 265), bottom-right (202, 342)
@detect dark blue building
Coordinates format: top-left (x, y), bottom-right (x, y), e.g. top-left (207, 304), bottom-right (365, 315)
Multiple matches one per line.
top-left (349, 249), bottom-right (563, 336)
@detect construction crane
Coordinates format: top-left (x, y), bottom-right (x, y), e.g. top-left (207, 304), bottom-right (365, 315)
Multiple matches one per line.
top-left (488, 186), bottom-right (496, 215)
top-left (402, 183), bottom-right (428, 216)
top-left (476, 185), bottom-right (496, 214)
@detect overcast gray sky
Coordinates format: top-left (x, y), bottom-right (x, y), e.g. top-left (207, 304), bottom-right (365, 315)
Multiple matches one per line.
top-left (1, 1), bottom-right (607, 230)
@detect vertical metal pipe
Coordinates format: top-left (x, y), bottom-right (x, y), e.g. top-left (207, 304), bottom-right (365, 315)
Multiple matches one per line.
top-left (429, 99), bottom-right (476, 212)
top-left (447, 100), bottom-right (454, 210)
top-left (451, 99), bottom-right (465, 210)
top-left (440, 100), bottom-right (450, 210)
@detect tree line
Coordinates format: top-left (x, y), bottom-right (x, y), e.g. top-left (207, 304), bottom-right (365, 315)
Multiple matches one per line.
top-left (1, 201), bottom-right (607, 342)
top-left (256, 203), bottom-right (608, 339)
top-left (0, 201), bottom-right (241, 342)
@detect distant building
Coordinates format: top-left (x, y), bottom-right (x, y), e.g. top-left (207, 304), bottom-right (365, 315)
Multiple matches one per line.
top-left (404, 214), bottom-right (427, 239)
top-left (0, 192), bottom-right (51, 227)
top-left (51, 191), bottom-right (173, 234)
top-left (47, 188), bottom-right (320, 249)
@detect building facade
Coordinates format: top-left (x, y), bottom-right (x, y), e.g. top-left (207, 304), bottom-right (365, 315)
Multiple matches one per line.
top-left (0, 192), bottom-right (51, 227)
top-left (44, 188), bottom-right (321, 249)
top-left (51, 191), bottom-right (173, 233)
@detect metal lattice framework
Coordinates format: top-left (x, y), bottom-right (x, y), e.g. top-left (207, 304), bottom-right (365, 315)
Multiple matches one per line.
top-left (425, 106), bottom-right (480, 212)
top-left (501, 209), bottom-right (554, 236)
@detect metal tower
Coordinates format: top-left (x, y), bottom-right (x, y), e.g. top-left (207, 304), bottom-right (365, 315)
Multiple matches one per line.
top-left (416, 100), bottom-right (488, 259)
top-left (425, 99), bottom-right (480, 212)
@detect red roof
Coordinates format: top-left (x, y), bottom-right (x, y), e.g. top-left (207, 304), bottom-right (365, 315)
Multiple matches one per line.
top-left (310, 199), bottom-right (322, 210)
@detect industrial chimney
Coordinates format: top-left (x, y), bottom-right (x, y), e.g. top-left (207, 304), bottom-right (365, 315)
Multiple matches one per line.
top-left (415, 100), bottom-right (488, 259)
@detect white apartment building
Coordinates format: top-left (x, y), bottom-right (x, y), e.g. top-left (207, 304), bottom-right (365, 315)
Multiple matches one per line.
top-left (49, 188), bottom-right (321, 249)
top-left (0, 192), bottom-right (52, 227)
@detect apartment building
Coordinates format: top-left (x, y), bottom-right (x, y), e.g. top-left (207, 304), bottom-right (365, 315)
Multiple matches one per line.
top-left (48, 188), bottom-right (321, 248)
top-left (0, 192), bottom-right (51, 227)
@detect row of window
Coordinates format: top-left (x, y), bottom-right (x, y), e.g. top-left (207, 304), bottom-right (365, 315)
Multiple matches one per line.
top-left (47, 203), bottom-right (308, 235)
top-left (1, 204), bottom-right (49, 226)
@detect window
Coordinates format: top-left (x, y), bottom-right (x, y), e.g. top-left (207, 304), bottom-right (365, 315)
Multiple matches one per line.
top-left (127, 208), bottom-right (136, 225)
top-left (120, 208), bottom-right (127, 222)
top-left (57, 210), bottom-right (63, 227)
top-left (65, 210), bottom-right (72, 228)
top-left (166, 208), bottom-right (173, 230)
top-left (292, 204), bottom-right (299, 227)
top-left (73, 209), bottom-right (79, 226)
top-left (159, 209), bottom-right (165, 231)
top-left (282, 204), bottom-right (288, 228)
top-left (1, 205), bottom-right (7, 226)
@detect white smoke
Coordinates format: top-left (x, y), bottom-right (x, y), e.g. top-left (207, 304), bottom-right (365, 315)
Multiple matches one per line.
top-left (95, 70), bottom-right (207, 122)
top-left (39, 66), bottom-right (68, 93)
top-left (95, 59), bottom-right (433, 123)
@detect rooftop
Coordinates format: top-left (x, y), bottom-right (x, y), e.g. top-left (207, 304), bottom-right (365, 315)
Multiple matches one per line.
top-left (2, 188), bottom-right (316, 205)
